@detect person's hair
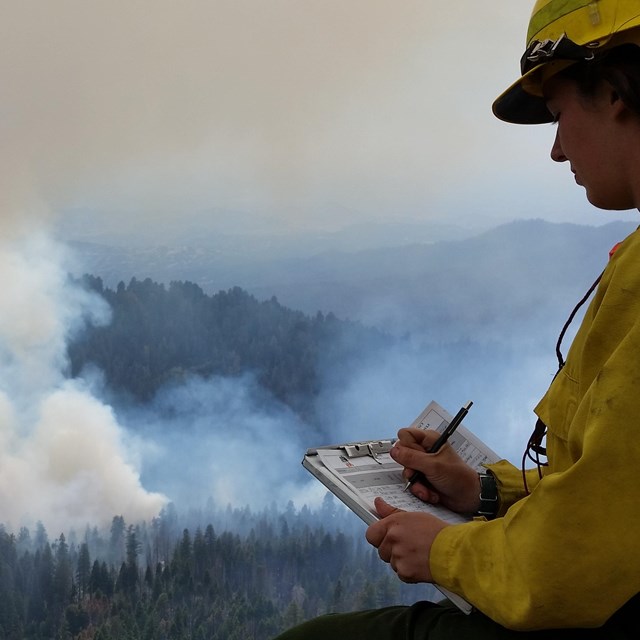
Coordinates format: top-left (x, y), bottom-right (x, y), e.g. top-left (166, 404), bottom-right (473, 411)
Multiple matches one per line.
top-left (558, 44), bottom-right (640, 116)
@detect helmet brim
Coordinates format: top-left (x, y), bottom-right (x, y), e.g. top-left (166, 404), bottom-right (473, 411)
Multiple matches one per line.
top-left (492, 58), bottom-right (577, 125)
top-left (492, 78), bottom-right (553, 125)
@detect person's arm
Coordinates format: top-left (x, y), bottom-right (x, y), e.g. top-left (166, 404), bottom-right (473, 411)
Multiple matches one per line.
top-left (369, 325), bottom-right (640, 629)
top-left (430, 343), bottom-right (640, 630)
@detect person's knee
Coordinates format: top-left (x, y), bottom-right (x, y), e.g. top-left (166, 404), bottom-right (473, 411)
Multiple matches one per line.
top-left (272, 613), bottom-right (343, 640)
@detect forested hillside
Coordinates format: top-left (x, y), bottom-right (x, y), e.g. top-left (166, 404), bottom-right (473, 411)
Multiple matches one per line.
top-left (0, 274), bottom-right (431, 640)
top-left (0, 499), bottom-right (431, 640)
top-left (68, 275), bottom-right (390, 420)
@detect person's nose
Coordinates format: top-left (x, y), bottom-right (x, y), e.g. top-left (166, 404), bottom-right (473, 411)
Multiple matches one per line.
top-left (550, 128), bottom-right (567, 163)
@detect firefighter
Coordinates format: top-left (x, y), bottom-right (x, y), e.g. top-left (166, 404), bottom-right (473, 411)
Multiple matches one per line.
top-left (274, 1), bottom-right (640, 637)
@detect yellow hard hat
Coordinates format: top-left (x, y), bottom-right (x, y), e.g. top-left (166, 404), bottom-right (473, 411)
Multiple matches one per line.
top-left (493, 0), bottom-right (640, 124)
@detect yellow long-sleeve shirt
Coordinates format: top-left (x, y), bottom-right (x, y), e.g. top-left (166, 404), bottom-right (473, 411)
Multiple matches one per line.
top-left (430, 227), bottom-right (640, 631)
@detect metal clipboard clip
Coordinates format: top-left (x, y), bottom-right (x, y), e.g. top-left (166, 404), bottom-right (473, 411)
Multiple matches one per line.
top-left (340, 439), bottom-right (395, 464)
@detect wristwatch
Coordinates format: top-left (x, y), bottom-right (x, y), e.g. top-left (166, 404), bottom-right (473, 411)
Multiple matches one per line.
top-left (475, 472), bottom-right (499, 519)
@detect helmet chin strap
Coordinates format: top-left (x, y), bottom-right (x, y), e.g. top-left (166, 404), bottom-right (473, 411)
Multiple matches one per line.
top-left (554, 269), bottom-right (604, 371)
top-left (521, 267), bottom-right (604, 494)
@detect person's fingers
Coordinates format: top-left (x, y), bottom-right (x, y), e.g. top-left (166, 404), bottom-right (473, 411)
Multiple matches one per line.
top-left (396, 427), bottom-right (441, 449)
top-left (410, 481), bottom-right (441, 504)
top-left (390, 440), bottom-right (437, 474)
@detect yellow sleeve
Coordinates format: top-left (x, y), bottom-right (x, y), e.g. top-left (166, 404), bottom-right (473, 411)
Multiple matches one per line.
top-left (430, 318), bottom-right (640, 630)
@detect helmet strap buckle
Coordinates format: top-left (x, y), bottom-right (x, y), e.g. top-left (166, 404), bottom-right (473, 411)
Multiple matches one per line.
top-left (521, 33), bottom-right (596, 74)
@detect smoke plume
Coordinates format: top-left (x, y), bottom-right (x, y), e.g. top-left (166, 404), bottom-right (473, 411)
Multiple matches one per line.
top-left (0, 229), bottom-right (167, 533)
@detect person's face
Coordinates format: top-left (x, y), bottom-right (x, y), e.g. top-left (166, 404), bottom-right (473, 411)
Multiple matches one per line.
top-left (545, 75), bottom-right (637, 210)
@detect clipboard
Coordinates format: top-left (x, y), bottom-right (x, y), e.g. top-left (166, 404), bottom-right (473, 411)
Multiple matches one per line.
top-left (303, 439), bottom-right (398, 524)
top-left (302, 400), bottom-right (501, 615)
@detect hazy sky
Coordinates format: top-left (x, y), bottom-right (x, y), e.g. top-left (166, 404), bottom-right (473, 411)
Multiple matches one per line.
top-left (3, 0), bottom-right (637, 241)
top-left (4, 1), bottom-right (638, 529)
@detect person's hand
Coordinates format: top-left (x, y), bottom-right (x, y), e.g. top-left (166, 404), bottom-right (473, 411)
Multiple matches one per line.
top-left (365, 497), bottom-right (448, 583)
top-left (391, 427), bottom-right (481, 514)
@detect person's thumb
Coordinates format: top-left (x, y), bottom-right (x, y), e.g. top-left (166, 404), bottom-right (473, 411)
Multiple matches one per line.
top-left (374, 497), bottom-right (404, 518)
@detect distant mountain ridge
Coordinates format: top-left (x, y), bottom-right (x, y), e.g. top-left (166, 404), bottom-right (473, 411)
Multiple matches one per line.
top-left (68, 219), bottom-right (637, 342)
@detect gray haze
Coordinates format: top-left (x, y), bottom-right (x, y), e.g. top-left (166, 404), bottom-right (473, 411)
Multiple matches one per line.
top-left (2, 1), bottom-right (640, 529)
top-left (3, 0), bottom-right (638, 241)
top-left (76, 220), bottom-right (636, 512)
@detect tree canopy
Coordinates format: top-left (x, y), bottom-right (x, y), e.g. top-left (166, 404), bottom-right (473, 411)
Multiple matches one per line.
top-left (69, 276), bottom-right (390, 420)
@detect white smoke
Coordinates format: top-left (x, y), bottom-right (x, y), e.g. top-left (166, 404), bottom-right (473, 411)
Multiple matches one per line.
top-left (0, 229), bottom-right (166, 533)
top-left (1, 0), bottom-right (574, 239)
top-left (122, 373), bottom-right (326, 512)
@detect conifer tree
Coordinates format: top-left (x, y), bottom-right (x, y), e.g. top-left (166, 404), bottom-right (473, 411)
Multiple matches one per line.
top-left (76, 542), bottom-right (91, 599)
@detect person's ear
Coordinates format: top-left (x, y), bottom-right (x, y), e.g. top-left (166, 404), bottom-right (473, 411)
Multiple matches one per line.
top-left (609, 86), bottom-right (630, 121)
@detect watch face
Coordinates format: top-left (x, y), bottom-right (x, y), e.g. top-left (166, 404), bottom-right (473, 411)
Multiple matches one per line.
top-left (477, 474), bottom-right (499, 519)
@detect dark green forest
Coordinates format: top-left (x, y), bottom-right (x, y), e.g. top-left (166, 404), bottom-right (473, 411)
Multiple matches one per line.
top-left (0, 499), bottom-right (433, 640)
top-left (0, 276), bottom-right (435, 639)
top-left (68, 275), bottom-right (392, 422)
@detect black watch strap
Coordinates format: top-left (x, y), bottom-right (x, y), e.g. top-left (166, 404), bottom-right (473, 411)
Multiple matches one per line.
top-left (475, 472), bottom-right (499, 519)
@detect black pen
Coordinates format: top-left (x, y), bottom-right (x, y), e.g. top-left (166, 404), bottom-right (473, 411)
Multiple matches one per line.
top-left (402, 401), bottom-right (473, 492)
